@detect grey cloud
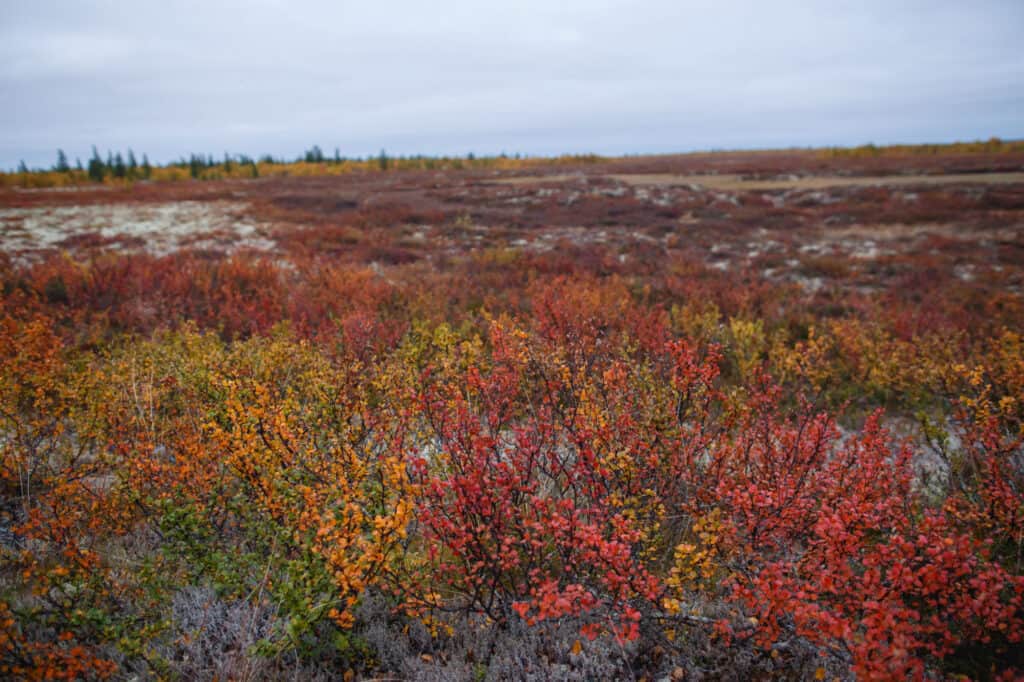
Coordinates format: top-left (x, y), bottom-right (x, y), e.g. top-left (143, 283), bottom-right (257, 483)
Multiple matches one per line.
top-left (2, 0), bottom-right (1022, 168)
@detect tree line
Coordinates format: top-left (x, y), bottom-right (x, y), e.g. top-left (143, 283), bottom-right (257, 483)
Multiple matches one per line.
top-left (13, 145), bottom-right (541, 176)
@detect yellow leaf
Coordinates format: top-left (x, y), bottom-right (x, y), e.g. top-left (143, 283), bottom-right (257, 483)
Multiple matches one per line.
top-left (814, 667), bottom-right (826, 680)
top-left (570, 639), bottom-right (582, 656)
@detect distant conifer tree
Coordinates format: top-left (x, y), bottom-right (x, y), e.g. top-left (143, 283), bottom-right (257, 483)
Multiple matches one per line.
top-left (113, 152), bottom-right (127, 179)
top-left (88, 146), bottom-right (105, 182)
top-left (55, 149), bottom-right (70, 173)
top-left (304, 145), bottom-right (324, 163)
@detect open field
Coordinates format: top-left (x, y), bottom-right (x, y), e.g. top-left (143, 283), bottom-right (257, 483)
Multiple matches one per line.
top-left (1, 147), bottom-right (1023, 680)
top-left (4, 148), bottom-right (1022, 297)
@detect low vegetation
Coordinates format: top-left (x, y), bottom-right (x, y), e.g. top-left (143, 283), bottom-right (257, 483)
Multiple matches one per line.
top-left (1, 146), bottom-right (1022, 680)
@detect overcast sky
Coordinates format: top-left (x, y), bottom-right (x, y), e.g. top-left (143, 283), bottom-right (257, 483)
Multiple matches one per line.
top-left (2, 0), bottom-right (1022, 169)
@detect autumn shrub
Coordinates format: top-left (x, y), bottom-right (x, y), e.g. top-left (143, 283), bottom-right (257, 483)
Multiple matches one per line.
top-left (0, 227), bottom-right (1023, 679)
top-left (661, 375), bottom-right (1024, 679)
top-left (0, 312), bottom-right (122, 680)
top-left (394, 319), bottom-right (662, 644)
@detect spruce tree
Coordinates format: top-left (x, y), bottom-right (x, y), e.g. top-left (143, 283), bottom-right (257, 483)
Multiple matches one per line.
top-left (304, 145), bottom-right (324, 163)
top-left (55, 149), bottom-right (70, 173)
top-left (113, 152), bottom-right (127, 179)
top-left (88, 146), bottom-right (105, 182)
